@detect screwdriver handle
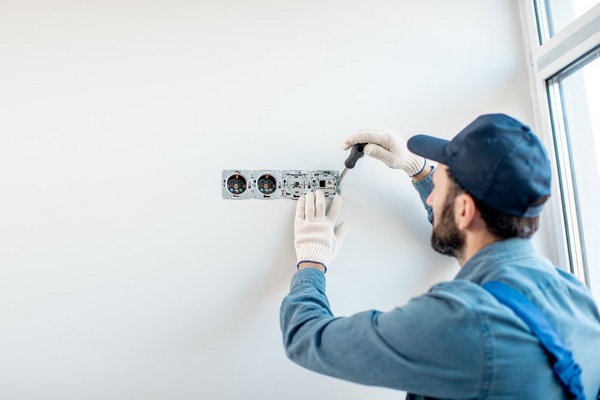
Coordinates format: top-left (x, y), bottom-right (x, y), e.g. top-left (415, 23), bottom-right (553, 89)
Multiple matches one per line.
top-left (344, 143), bottom-right (367, 169)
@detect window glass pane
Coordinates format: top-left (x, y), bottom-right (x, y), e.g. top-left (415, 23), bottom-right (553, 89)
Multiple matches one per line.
top-left (549, 48), bottom-right (600, 302)
top-left (536, 0), bottom-right (599, 42)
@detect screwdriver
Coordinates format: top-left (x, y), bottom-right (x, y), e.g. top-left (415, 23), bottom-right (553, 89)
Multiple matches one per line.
top-left (339, 143), bottom-right (367, 183)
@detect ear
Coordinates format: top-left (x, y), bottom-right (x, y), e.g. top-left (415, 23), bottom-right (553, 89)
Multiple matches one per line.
top-left (455, 193), bottom-right (478, 230)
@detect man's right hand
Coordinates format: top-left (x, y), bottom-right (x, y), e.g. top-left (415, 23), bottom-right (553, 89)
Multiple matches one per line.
top-left (343, 128), bottom-right (426, 177)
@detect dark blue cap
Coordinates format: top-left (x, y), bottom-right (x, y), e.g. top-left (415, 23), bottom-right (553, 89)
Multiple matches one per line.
top-left (407, 114), bottom-right (551, 217)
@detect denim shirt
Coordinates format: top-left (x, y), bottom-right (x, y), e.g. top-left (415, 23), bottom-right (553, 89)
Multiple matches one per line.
top-left (280, 172), bottom-right (600, 399)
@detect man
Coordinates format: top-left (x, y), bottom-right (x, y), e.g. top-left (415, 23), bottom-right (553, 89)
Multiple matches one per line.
top-left (280, 114), bottom-right (600, 399)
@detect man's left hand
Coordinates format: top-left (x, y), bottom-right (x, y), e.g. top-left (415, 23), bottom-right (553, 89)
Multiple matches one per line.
top-left (294, 190), bottom-right (350, 270)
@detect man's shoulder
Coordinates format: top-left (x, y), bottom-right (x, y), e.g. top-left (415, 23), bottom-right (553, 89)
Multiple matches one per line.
top-left (405, 280), bottom-right (503, 323)
top-left (428, 279), bottom-right (491, 304)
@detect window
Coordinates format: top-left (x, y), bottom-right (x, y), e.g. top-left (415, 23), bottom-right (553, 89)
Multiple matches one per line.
top-left (548, 49), bottom-right (600, 299)
top-left (535, 0), bottom-right (600, 42)
top-left (520, 1), bottom-right (600, 302)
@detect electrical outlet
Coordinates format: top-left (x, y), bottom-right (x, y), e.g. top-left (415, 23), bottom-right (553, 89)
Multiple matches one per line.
top-left (222, 170), bottom-right (252, 199)
top-left (222, 170), bottom-right (340, 200)
top-left (251, 170), bottom-right (282, 199)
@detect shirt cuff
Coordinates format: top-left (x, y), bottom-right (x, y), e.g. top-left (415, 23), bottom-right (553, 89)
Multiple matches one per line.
top-left (412, 166), bottom-right (435, 224)
top-left (291, 267), bottom-right (326, 293)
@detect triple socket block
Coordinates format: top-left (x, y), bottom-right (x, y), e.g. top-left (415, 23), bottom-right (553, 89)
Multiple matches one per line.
top-left (222, 170), bottom-right (340, 200)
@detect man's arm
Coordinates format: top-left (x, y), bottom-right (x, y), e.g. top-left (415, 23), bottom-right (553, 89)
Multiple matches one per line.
top-left (280, 271), bottom-right (486, 397)
top-left (411, 164), bottom-right (434, 224)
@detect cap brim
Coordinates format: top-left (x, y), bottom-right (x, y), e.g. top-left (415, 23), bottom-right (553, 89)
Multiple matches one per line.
top-left (407, 134), bottom-right (450, 164)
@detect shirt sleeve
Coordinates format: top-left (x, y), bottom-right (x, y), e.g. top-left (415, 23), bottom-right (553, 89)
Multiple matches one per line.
top-left (411, 166), bottom-right (434, 225)
top-left (280, 269), bottom-right (488, 398)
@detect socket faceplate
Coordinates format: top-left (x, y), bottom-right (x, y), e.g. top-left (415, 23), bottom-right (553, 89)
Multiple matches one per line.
top-left (222, 170), bottom-right (339, 200)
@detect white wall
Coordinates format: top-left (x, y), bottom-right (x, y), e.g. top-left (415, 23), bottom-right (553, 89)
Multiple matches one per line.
top-left (0, 1), bottom-right (546, 399)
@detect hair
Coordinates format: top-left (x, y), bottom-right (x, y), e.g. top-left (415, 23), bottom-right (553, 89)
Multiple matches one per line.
top-left (445, 169), bottom-right (548, 239)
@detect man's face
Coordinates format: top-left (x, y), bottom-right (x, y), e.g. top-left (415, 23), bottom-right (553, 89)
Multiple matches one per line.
top-left (427, 166), bottom-right (465, 259)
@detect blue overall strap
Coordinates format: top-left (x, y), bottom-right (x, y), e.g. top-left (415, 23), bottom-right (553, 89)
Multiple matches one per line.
top-left (482, 281), bottom-right (586, 400)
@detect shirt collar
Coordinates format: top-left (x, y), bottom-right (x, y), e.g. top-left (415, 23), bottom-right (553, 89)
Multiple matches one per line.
top-left (455, 237), bottom-right (539, 282)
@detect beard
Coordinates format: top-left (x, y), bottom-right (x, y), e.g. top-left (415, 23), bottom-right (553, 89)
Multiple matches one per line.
top-left (430, 197), bottom-right (465, 259)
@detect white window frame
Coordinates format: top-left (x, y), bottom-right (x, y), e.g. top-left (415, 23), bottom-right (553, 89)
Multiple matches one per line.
top-left (518, 1), bottom-right (600, 282)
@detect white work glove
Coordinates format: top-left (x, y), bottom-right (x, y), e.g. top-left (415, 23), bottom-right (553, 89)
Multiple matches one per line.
top-left (294, 190), bottom-right (350, 269)
top-left (343, 128), bottom-right (426, 176)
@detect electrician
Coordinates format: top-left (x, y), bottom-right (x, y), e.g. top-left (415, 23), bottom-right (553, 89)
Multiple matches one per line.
top-left (280, 114), bottom-right (600, 399)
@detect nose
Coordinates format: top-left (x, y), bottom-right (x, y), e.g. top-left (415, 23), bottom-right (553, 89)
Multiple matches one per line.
top-left (426, 192), bottom-right (433, 207)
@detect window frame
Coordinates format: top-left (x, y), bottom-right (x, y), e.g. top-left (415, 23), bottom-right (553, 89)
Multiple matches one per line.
top-left (518, 1), bottom-right (600, 283)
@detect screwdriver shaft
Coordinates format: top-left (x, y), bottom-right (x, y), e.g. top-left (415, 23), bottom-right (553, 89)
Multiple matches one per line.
top-left (339, 167), bottom-right (349, 183)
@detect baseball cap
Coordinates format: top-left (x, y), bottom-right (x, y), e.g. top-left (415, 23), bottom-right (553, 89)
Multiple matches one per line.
top-left (407, 114), bottom-right (551, 217)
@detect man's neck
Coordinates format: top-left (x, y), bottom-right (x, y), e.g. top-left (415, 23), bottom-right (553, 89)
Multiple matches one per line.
top-left (458, 232), bottom-right (501, 267)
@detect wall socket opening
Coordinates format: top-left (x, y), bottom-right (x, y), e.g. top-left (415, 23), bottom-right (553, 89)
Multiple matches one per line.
top-left (222, 170), bottom-right (339, 200)
top-left (222, 170), bottom-right (252, 200)
top-left (252, 170), bottom-right (282, 200)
